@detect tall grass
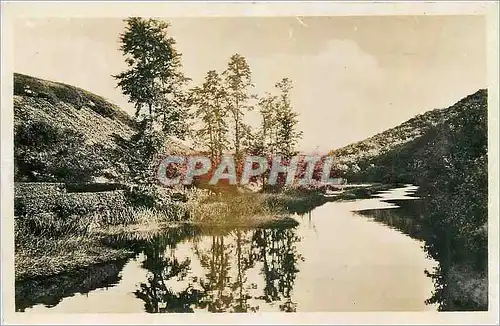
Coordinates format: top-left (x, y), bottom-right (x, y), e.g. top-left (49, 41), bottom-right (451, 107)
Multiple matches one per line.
top-left (185, 193), bottom-right (284, 225)
top-left (15, 234), bottom-right (131, 280)
top-left (13, 184), bottom-right (292, 279)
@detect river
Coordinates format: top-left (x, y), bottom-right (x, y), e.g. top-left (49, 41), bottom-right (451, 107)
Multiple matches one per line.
top-left (16, 185), bottom-right (439, 313)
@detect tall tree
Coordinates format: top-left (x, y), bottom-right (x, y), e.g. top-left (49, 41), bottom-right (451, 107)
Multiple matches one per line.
top-left (274, 78), bottom-right (302, 158)
top-left (254, 92), bottom-right (279, 156)
top-left (223, 54), bottom-right (253, 163)
top-left (191, 70), bottom-right (229, 163)
top-left (114, 17), bottom-right (189, 138)
top-left (117, 119), bottom-right (165, 186)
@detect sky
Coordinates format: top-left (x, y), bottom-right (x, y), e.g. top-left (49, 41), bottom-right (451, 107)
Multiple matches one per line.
top-left (14, 16), bottom-right (486, 152)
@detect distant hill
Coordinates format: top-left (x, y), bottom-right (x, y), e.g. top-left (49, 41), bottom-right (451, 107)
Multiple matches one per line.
top-left (13, 73), bottom-right (191, 183)
top-left (329, 89), bottom-right (487, 184)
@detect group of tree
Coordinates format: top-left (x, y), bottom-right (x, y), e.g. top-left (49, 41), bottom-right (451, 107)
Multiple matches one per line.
top-left (253, 78), bottom-right (302, 159)
top-left (113, 17), bottom-right (303, 185)
top-left (191, 56), bottom-right (302, 163)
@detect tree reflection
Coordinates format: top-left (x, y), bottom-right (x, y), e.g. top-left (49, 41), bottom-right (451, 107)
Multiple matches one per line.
top-left (422, 219), bottom-right (488, 311)
top-left (356, 198), bottom-right (488, 311)
top-left (134, 230), bottom-right (203, 313)
top-left (132, 221), bottom-right (304, 313)
top-left (193, 230), bottom-right (259, 312)
top-left (191, 226), bottom-right (303, 312)
top-left (253, 228), bottom-right (303, 311)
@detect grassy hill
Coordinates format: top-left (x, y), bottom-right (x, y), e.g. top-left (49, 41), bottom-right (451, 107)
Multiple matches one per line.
top-left (14, 73), bottom-right (137, 145)
top-left (14, 73), bottom-right (191, 183)
top-left (13, 73), bottom-right (197, 280)
top-left (329, 89), bottom-right (487, 184)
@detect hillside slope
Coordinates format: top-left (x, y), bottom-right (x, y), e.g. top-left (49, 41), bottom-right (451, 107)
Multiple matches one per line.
top-left (329, 89), bottom-right (487, 183)
top-left (14, 73), bottom-right (190, 183)
top-left (14, 73), bottom-right (136, 146)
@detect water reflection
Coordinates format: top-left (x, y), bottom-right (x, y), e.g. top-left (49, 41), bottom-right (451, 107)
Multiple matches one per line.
top-left (354, 191), bottom-right (488, 311)
top-left (129, 226), bottom-right (303, 313)
top-left (96, 223), bottom-right (304, 313)
top-left (194, 231), bottom-right (259, 312)
top-left (251, 228), bottom-right (303, 312)
top-left (355, 199), bottom-right (428, 241)
top-left (15, 259), bottom-right (129, 312)
top-left (19, 185), bottom-right (464, 313)
top-left (134, 239), bottom-right (202, 313)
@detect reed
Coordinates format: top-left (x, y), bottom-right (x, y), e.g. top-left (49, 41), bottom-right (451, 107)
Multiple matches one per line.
top-left (185, 193), bottom-right (284, 225)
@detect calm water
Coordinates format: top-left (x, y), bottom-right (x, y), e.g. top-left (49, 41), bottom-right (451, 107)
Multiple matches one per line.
top-left (16, 185), bottom-right (439, 313)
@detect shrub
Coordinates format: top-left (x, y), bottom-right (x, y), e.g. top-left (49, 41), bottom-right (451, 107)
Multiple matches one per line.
top-left (65, 183), bottom-right (127, 193)
top-left (14, 120), bottom-right (107, 183)
top-left (14, 182), bottom-right (65, 198)
top-left (14, 188), bottom-right (134, 240)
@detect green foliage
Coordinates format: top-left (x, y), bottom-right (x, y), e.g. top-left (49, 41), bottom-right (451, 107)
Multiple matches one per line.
top-left (14, 234), bottom-right (131, 281)
top-left (65, 182), bottom-right (127, 193)
top-left (191, 70), bottom-right (230, 162)
top-left (14, 120), bottom-right (107, 183)
top-left (417, 91), bottom-right (488, 273)
top-left (15, 190), bottom-right (132, 233)
top-left (14, 182), bottom-right (65, 198)
top-left (13, 182), bottom-right (198, 250)
top-left (114, 17), bottom-right (189, 138)
top-left (223, 54), bottom-right (254, 159)
top-left (253, 92), bottom-right (279, 155)
top-left (328, 91), bottom-right (471, 172)
top-left (252, 79), bottom-right (302, 159)
top-left (113, 17), bottom-right (192, 193)
top-left (107, 118), bottom-right (167, 188)
top-left (274, 78), bottom-right (302, 158)
top-left (124, 185), bottom-right (160, 208)
top-left (126, 120), bottom-right (166, 184)
top-left (186, 192), bottom-right (284, 225)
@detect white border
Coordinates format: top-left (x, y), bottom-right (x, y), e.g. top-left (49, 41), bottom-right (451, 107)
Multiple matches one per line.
top-left (1, 2), bottom-right (498, 325)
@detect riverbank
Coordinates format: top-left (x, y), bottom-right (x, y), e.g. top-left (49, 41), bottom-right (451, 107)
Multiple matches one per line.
top-left (14, 184), bottom-right (321, 280)
top-left (14, 183), bottom-right (135, 280)
top-left (15, 217), bottom-right (296, 281)
top-left (15, 182), bottom-right (400, 280)
top-left (15, 236), bottom-right (134, 280)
